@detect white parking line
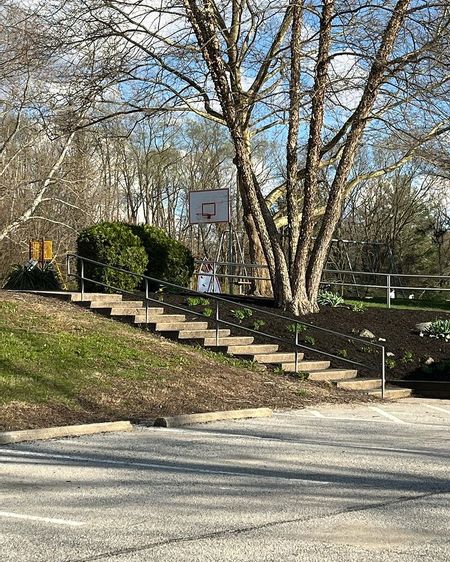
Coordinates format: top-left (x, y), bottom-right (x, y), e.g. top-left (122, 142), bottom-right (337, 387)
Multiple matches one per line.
top-left (369, 406), bottom-right (408, 424)
top-left (0, 449), bottom-right (330, 485)
top-left (0, 511), bottom-right (83, 527)
top-left (425, 404), bottom-right (450, 415)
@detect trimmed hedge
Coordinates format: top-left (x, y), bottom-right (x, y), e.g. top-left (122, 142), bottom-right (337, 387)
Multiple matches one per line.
top-left (129, 224), bottom-right (194, 290)
top-left (77, 222), bottom-right (148, 293)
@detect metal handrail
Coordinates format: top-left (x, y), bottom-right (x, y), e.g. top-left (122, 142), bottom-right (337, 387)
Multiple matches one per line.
top-left (194, 259), bottom-right (450, 309)
top-left (67, 253), bottom-right (386, 397)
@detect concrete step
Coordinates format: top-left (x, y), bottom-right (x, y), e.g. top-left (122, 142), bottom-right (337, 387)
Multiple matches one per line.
top-left (253, 352), bottom-right (303, 364)
top-left (307, 369), bottom-right (358, 381)
top-left (226, 344), bottom-right (279, 355)
top-left (282, 360), bottom-right (331, 372)
top-left (134, 314), bottom-right (186, 324)
top-left (71, 293), bottom-right (123, 303)
top-left (337, 378), bottom-right (380, 391)
top-left (204, 336), bottom-right (255, 347)
top-left (89, 300), bottom-right (144, 310)
top-left (177, 329), bottom-right (231, 340)
top-left (368, 387), bottom-right (412, 399)
top-left (110, 306), bottom-right (164, 316)
top-left (154, 321), bottom-right (209, 331)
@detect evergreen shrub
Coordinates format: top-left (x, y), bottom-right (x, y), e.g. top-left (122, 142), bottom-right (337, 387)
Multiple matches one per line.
top-left (130, 224), bottom-right (194, 290)
top-left (77, 222), bottom-right (148, 293)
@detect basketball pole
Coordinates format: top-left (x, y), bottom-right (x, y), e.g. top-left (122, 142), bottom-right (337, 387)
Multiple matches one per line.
top-left (228, 221), bottom-right (233, 295)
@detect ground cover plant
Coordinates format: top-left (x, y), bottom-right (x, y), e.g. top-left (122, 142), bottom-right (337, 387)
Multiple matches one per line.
top-left (0, 291), bottom-right (369, 431)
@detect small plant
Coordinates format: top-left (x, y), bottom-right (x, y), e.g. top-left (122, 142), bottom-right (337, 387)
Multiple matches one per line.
top-left (401, 351), bottom-right (414, 364)
top-left (273, 366), bottom-right (284, 376)
top-left (287, 322), bottom-right (307, 335)
top-left (338, 348), bottom-right (348, 358)
top-left (317, 290), bottom-right (344, 307)
top-left (304, 335), bottom-right (316, 346)
top-left (386, 357), bottom-right (396, 369)
top-left (186, 296), bottom-right (210, 307)
top-left (350, 301), bottom-right (366, 313)
top-left (292, 371), bottom-right (309, 380)
top-left (251, 319), bottom-right (266, 331)
top-left (202, 306), bottom-right (213, 317)
top-left (428, 319), bottom-right (450, 338)
top-left (3, 263), bottom-right (62, 290)
top-left (360, 346), bottom-right (373, 354)
top-left (156, 287), bottom-right (165, 302)
top-left (231, 307), bottom-right (253, 323)
top-left (297, 388), bottom-right (309, 397)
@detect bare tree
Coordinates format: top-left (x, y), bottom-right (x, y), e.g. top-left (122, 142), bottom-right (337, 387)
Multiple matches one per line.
top-left (42, 1), bottom-right (450, 311)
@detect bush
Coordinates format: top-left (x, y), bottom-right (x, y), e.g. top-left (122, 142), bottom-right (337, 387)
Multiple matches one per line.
top-left (77, 222), bottom-right (148, 293)
top-left (3, 263), bottom-right (62, 290)
top-left (129, 224), bottom-right (194, 290)
top-left (428, 319), bottom-right (450, 338)
top-left (317, 290), bottom-right (344, 307)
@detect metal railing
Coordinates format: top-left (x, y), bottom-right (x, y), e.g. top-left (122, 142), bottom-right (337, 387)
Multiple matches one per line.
top-left (194, 259), bottom-right (450, 308)
top-left (67, 254), bottom-right (387, 397)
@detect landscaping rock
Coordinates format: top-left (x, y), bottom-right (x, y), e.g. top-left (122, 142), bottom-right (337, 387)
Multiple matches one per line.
top-left (387, 352), bottom-right (395, 357)
top-left (424, 357), bottom-right (435, 365)
top-left (359, 329), bottom-right (375, 339)
top-left (415, 322), bottom-right (432, 333)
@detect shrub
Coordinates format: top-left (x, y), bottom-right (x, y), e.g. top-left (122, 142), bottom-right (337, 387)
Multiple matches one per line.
top-left (77, 222), bottom-right (148, 293)
top-left (428, 319), bottom-right (450, 338)
top-left (287, 322), bottom-right (307, 334)
top-left (317, 290), bottom-right (344, 307)
top-left (186, 296), bottom-right (210, 307)
top-left (231, 307), bottom-right (253, 323)
top-left (203, 306), bottom-right (213, 317)
top-left (386, 358), bottom-right (396, 369)
top-left (251, 319), bottom-right (266, 331)
top-left (350, 301), bottom-right (366, 313)
top-left (3, 263), bottom-right (62, 291)
top-left (130, 224), bottom-right (194, 290)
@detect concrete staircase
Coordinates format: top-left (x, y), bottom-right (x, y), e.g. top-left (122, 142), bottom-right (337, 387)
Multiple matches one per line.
top-left (68, 292), bottom-right (411, 400)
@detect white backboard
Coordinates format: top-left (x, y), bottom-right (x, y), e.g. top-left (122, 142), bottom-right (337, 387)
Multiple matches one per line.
top-left (189, 188), bottom-right (230, 224)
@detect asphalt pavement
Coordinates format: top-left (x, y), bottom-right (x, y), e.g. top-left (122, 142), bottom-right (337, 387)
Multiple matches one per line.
top-left (1, 398), bottom-right (449, 561)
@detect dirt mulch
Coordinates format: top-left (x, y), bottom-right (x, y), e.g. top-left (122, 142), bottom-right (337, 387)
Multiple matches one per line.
top-left (158, 293), bottom-right (450, 381)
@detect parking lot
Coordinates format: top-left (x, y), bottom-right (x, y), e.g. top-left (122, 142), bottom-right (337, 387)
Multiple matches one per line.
top-left (1, 398), bottom-right (449, 562)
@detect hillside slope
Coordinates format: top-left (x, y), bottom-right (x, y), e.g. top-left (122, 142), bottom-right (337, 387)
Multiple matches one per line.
top-left (0, 291), bottom-right (370, 431)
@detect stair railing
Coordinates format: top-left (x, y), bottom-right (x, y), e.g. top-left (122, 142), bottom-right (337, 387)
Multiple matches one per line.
top-left (67, 254), bottom-right (386, 398)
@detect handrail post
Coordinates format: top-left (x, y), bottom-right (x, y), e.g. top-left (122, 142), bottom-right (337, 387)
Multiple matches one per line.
top-left (80, 257), bottom-right (85, 301)
top-left (381, 346), bottom-right (386, 399)
top-left (387, 274), bottom-right (391, 309)
top-left (215, 300), bottom-right (219, 346)
top-left (144, 278), bottom-right (149, 324)
top-left (294, 325), bottom-right (299, 374)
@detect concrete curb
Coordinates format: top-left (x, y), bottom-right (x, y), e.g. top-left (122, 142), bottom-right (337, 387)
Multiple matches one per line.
top-left (154, 408), bottom-right (273, 428)
top-left (0, 421), bottom-right (133, 445)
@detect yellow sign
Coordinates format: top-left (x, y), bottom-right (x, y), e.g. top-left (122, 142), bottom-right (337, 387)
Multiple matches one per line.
top-left (29, 239), bottom-right (53, 262)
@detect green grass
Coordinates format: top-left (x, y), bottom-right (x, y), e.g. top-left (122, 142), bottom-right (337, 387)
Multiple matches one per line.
top-left (344, 298), bottom-right (450, 312)
top-left (0, 299), bottom-right (181, 406)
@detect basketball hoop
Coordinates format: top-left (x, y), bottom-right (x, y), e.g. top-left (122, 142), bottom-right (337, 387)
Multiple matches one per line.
top-left (189, 189), bottom-right (230, 225)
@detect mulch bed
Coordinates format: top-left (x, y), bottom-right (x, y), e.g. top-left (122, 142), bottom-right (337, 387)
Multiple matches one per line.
top-left (156, 292), bottom-right (450, 382)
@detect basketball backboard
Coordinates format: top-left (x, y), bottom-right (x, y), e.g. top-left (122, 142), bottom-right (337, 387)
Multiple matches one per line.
top-left (189, 188), bottom-right (230, 224)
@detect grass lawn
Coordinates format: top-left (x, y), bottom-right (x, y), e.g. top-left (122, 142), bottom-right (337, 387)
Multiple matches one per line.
top-left (0, 292), bottom-right (368, 431)
top-left (344, 298), bottom-right (450, 313)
